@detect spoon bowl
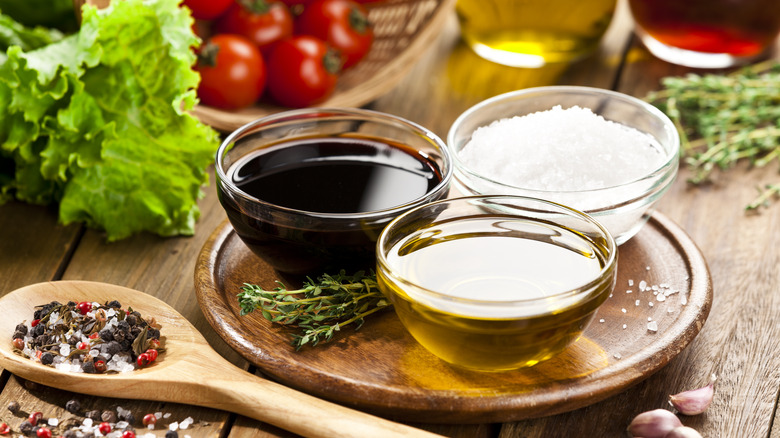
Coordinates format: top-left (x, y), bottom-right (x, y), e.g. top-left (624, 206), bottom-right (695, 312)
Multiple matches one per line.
top-left (0, 281), bottom-right (439, 438)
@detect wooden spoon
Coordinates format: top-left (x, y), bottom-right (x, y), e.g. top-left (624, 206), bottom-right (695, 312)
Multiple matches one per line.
top-left (0, 281), bottom-right (441, 438)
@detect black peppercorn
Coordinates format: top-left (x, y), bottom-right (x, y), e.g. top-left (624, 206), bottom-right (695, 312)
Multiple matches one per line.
top-left (165, 430), bottom-right (178, 438)
top-left (123, 413), bottom-right (136, 425)
top-left (15, 323), bottom-right (28, 335)
top-left (65, 399), bottom-right (81, 414)
top-left (104, 341), bottom-right (121, 356)
top-left (107, 300), bottom-right (122, 308)
top-left (40, 352), bottom-right (54, 365)
top-left (101, 409), bottom-right (117, 423)
top-left (7, 401), bottom-right (20, 414)
top-left (82, 361), bottom-right (96, 374)
top-left (18, 421), bottom-right (33, 435)
top-left (147, 328), bottom-right (161, 340)
top-left (13, 330), bottom-right (26, 339)
top-left (86, 410), bottom-right (101, 422)
top-left (99, 328), bottom-right (113, 342)
top-left (63, 430), bottom-right (78, 438)
top-left (125, 315), bottom-right (138, 326)
top-left (32, 324), bottom-right (45, 337)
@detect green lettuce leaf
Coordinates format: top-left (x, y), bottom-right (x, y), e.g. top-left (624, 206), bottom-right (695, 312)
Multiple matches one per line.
top-left (0, 0), bottom-right (78, 32)
top-left (0, 0), bottom-right (220, 241)
top-left (0, 12), bottom-right (65, 57)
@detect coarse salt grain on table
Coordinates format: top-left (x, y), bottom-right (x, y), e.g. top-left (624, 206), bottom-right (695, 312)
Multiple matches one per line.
top-left (458, 105), bottom-right (665, 192)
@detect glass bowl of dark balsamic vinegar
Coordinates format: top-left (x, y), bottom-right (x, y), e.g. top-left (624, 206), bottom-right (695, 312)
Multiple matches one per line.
top-left (216, 108), bottom-right (453, 275)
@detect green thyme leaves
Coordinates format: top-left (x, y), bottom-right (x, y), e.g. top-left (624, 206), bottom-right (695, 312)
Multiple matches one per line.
top-left (645, 61), bottom-right (780, 209)
top-left (237, 270), bottom-right (390, 350)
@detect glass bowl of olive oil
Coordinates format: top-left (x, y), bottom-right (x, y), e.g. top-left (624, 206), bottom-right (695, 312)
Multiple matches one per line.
top-left (376, 195), bottom-right (617, 371)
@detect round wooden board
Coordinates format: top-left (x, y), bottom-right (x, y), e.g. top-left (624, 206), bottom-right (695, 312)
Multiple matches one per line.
top-left (194, 213), bottom-right (712, 424)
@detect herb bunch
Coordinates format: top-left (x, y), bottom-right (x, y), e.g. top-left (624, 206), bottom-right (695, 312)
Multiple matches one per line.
top-left (645, 61), bottom-right (780, 209)
top-left (238, 270), bottom-right (390, 350)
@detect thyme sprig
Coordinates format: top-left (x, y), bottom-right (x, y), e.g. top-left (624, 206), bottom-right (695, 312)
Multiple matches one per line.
top-left (645, 61), bottom-right (780, 209)
top-left (237, 270), bottom-right (390, 350)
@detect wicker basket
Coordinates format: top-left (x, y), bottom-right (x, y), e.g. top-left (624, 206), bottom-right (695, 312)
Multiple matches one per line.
top-left (192, 0), bottom-right (456, 131)
top-left (74, 0), bottom-right (454, 131)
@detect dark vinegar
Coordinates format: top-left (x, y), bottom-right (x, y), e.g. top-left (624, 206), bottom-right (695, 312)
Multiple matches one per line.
top-left (230, 136), bottom-right (442, 213)
top-left (218, 135), bottom-right (446, 274)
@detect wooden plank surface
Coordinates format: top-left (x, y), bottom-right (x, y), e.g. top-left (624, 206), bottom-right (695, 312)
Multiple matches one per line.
top-left (3, 0), bottom-right (780, 436)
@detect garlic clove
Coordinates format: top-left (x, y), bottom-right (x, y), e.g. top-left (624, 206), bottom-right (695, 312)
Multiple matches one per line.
top-left (669, 374), bottom-right (717, 415)
top-left (664, 426), bottom-right (703, 438)
top-left (628, 409), bottom-right (683, 438)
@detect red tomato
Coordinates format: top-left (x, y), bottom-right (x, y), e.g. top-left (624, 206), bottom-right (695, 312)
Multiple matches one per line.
top-left (279, 0), bottom-right (312, 6)
top-left (182, 0), bottom-right (233, 20)
top-left (215, 0), bottom-right (294, 54)
top-left (266, 35), bottom-right (341, 107)
top-left (295, 0), bottom-right (373, 69)
top-left (196, 34), bottom-right (267, 109)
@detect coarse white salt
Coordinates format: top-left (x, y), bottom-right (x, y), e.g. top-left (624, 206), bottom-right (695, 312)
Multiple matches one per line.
top-left (155, 412), bottom-right (163, 419)
top-left (614, 353), bottom-right (622, 360)
top-left (639, 280), bottom-right (647, 291)
top-left (622, 324), bottom-right (627, 329)
top-left (647, 321), bottom-right (659, 332)
top-left (649, 302), bottom-right (654, 307)
top-left (635, 299), bottom-right (640, 306)
top-left (681, 295), bottom-right (688, 305)
top-left (48, 418), bottom-right (59, 427)
top-left (646, 266), bottom-right (651, 271)
top-left (458, 105), bottom-right (665, 192)
top-left (648, 317), bottom-right (653, 321)
top-left (628, 279), bottom-right (634, 286)
top-left (657, 294), bottom-right (666, 302)
top-left (180, 417), bottom-right (194, 429)
top-left (621, 308), bottom-right (627, 313)
top-left (163, 413), bottom-right (172, 419)
top-left (170, 422), bottom-right (179, 431)
top-left (599, 319), bottom-right (605, 323)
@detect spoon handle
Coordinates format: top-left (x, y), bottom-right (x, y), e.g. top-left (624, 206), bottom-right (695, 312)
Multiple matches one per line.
top-left (181, 357), bottom-right (442, 438)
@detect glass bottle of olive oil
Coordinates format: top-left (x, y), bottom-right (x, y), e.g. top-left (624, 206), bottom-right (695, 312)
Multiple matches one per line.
top-left (456, 0), bottom-right (617, 67)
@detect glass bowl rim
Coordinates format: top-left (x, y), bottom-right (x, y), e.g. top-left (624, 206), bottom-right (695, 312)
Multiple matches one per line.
top-left (446, 85), bottom-right (680, 198)
top-left (215, 107), bottom-right (453, 220)
top-left (376, 194), bottom-right (618, 308)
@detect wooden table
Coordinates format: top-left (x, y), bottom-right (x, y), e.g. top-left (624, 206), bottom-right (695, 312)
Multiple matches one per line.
top-left (2, 1), bottom-right (779, 437)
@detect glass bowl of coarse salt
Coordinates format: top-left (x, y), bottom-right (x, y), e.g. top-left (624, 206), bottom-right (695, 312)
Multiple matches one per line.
top-left (447, 86), bottom-right (679, 244)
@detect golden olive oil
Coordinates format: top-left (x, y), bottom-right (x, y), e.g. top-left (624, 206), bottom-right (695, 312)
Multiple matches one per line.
top-left (456, 0), bottom-right (617, 66)
top-left (379, 216), bottom-right (615, 371)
